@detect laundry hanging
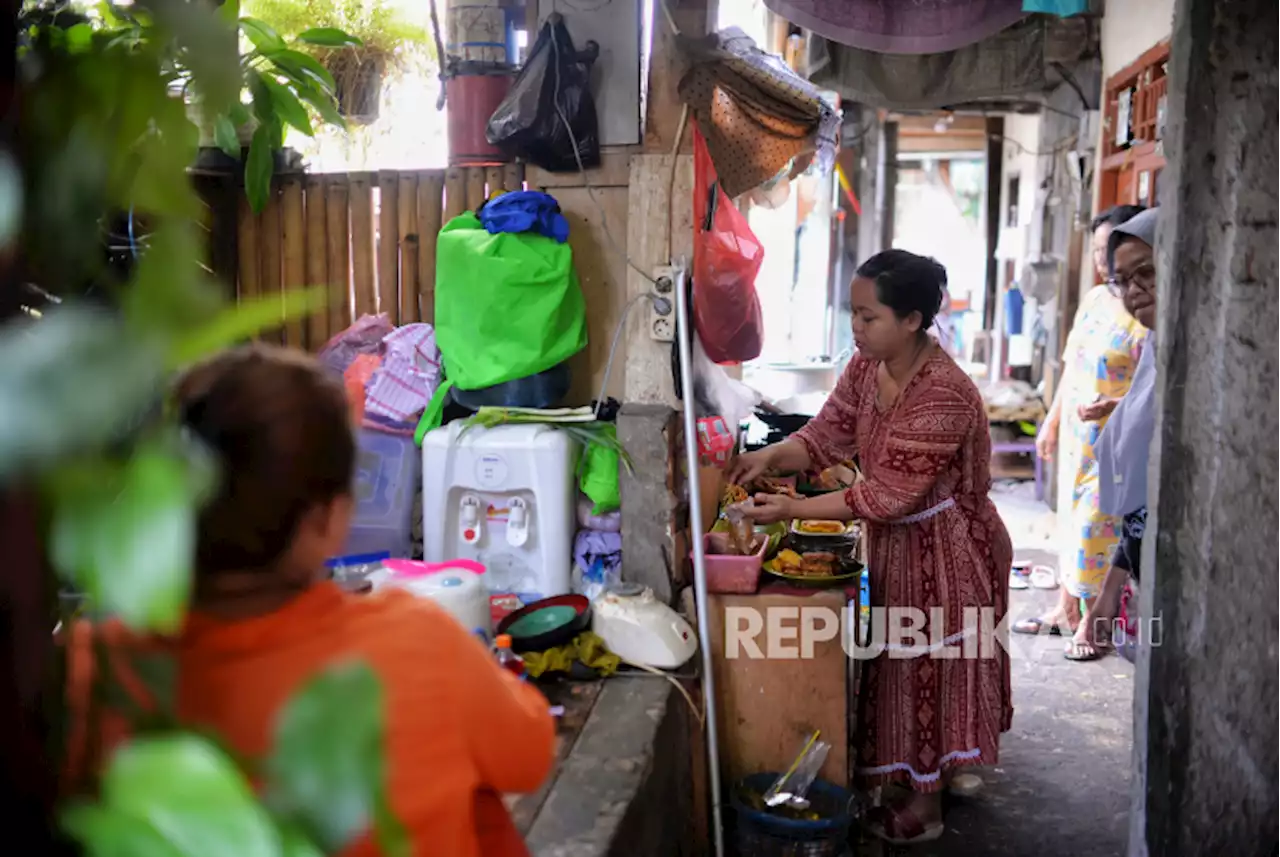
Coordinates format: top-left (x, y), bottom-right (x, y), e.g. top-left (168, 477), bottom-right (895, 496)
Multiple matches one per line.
top-left (762, 0), bottom-right (1028, 55)
top-left (677, 27), bottom-right (839, 199)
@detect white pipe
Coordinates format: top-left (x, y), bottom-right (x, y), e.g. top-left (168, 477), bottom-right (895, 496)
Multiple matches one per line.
top-left (673, 263), bottom-right (727, 857)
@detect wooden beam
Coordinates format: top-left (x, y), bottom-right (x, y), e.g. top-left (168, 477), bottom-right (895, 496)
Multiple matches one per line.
top-left (643, 0), bottom-right (715, 154)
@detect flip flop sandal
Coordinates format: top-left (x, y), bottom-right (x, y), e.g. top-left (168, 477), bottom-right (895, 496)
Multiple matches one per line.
top-left (1064, 639), bottom-right (1106, 661)
top-left (1029, 565), bottom-right (1058, 590)
top-left (1012, 616), bottom-right (1067, 636)
top-left (867, 804), bottom-right (945, 846)
top-left (947, 772), bottom-right (984, 797)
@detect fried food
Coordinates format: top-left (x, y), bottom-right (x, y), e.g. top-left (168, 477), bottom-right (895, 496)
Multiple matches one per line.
top-left (748, 476), bottom-right (800, 498)
top-left (798, 551), bottom-right (836, 577)
top-left (722, 483), bottom-right (749, 507)
top-left (796, 520), bottom-right (846, 535)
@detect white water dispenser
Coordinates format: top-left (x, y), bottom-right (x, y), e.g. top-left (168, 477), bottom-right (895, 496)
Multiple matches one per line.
top-left (422, 422), bottom-right (580, 602)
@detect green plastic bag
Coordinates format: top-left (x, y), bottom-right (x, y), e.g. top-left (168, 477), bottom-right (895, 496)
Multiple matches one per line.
top-left (417, 212), bottom-right (588, 442)
top-left (579, 425), bottom-right (621, 514)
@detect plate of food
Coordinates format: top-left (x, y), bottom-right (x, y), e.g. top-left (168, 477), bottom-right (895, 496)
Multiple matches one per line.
top-left (790, 519), bottom-right (857, 537)
top-left (763, 548), bottom-right (861, 587)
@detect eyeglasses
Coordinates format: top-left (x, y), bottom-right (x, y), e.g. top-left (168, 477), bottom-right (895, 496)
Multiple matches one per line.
top-left (1107, 262), bottom-right (1155, 295)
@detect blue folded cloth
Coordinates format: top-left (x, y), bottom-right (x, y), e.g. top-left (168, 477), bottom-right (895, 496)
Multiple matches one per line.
top-left (477, 190), bottom-right (570, 244)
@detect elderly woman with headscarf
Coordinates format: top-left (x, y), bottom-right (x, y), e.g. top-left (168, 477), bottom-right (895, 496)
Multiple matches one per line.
top-left (1013, 205), bottom-right (1149, 660)
top-left (1080, 207), bottom-right (1160, 658)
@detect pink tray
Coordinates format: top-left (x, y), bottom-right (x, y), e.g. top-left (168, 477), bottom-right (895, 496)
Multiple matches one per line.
top-left (698, 532), bottom-right (766, 594)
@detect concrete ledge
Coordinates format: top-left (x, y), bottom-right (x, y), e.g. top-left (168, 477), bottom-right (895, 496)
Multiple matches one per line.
top-left (525, 676), bottom-right (695, 857)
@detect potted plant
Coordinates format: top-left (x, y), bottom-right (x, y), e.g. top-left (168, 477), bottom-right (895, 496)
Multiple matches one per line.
top-left (89, 3), bottom-right (354, 212)
top-left (245, 0), bottom-right (431, 125)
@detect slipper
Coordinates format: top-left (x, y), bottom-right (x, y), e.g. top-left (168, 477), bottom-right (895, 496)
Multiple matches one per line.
top-left (867, 804), bottom-right (945, 846)
top-left (1009, 571), bottom-right (1030, 590)
top-left (1029, 565), bottom-right (1058, 590)
top-left (1012, 616), bottom-right (1068, 636)
top-left (948, 772), bottom-right (984, 797)
top-left (1064, 639), bottom-right (1106, 661)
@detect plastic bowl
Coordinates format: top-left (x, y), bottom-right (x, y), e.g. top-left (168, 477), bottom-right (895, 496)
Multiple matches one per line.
top-left (496, 594), bottom-right (591, 653)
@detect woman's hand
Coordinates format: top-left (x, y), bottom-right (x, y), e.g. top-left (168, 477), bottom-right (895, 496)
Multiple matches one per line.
top-left (744, 492), bottom-right (795, 524)
top-left (1077, 397), bottom-right (1120, 423)
top-left (726, 447), bottom-right (776, 486)
top-left (1036, 416), bottom-right (1060, 460)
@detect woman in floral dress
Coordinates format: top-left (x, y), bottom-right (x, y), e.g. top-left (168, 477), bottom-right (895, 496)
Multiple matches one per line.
top-left (1017, 205), bottom-right (1148, 660)
top-left (730, 249), bottom-right (1012, 846)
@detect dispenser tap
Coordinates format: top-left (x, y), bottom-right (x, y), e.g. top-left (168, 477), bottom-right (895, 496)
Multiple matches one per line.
top-left (506, 497), bottom-right (529, 547)
top-left (460, 494), bottom-right (482, 545)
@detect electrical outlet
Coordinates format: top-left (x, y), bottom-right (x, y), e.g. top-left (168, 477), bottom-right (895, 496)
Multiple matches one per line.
top-left (651, 315), bottom-right (674, 342)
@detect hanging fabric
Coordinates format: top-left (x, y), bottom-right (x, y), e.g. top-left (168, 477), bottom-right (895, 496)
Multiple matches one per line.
top-left (677, 27), bottom-right (839, 199)
top-left (762, 0), bottom-right (1028, 55)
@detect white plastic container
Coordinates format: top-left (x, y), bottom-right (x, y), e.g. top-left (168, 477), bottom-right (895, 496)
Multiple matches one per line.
top-left (344, 428), bottom-right (420, 558)
top-left (375, 559), bottom-right (491, 640)
top-left (422, 422), bottom-right (580, 602)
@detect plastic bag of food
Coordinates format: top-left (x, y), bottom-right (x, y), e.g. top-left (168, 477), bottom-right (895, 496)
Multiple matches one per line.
top-left (691, 124), bottom-right (765, 364)
top-left (721, 498), bottom-right (757, 556)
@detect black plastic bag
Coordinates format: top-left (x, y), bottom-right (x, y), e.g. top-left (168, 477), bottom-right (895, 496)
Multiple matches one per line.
top-left (486, 13), bottom-right (601, 172)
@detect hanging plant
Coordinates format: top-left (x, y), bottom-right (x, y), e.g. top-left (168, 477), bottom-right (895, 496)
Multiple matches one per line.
top-left (245, 0), bottom-right (432, 125)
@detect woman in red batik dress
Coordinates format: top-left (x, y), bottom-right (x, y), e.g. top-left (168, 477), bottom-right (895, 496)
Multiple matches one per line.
top-left (729, 249), bottom-right (1012, 847)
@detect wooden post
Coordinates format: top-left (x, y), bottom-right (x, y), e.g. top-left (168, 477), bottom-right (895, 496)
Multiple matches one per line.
top-left (259, 183), bottom-right (284, 343)
top-left (281, 176), bottom-right (306, 349)
top-left (417, 171), bottom-right (445, 325)
top-left (444, 167), bottom-right (467, 222)
top-left (304, 175), bottom-right (330, 349)
top-left (484, 165), bottom-right (504, 199)
top-left (377, 170), bottom-right (401, 322)
top-left (349, 172), bottom-right (377, 318)
top-left (397, 172), bottom-right (420, 324)
top-left (236, 194), bottom-right (260, 308)
top-left (325, 175), bottom-right (352, 335)
top-left (465, 166), bottom-right (487, 212)
top-left (502, 161), bottom-right (525, 193)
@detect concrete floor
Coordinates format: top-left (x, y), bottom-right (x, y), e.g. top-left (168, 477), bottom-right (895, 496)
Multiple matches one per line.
top-left (856, 481), bottom-right (1135, 857)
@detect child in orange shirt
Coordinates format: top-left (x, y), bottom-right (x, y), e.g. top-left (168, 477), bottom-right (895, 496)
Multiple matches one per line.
top-left (65, 345), bottom-right (555, 857)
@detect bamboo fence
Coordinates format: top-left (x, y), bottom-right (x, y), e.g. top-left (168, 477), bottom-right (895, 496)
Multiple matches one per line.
top-left (216, 163), bottom-right (526, 351)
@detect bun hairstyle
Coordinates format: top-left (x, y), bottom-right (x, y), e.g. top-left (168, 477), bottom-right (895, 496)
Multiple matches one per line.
top-left (176, 345), bottom-right (355, 577)
top-left (855, 249), bottom-right (948, 331)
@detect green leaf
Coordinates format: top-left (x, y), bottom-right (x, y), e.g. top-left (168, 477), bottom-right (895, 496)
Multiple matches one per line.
top-left (260, 76), bottom-right (314, 137)
top-left (267, 49), bottom-right (337, 94)
top-left (245, 124), bottom-right (274, 214)
top-left (294, 80), bottom-right (346, 131)
top-left (0, 307), bottom-right (165, 480)
top-left (240, 16), bottom-right (286, 54)
top-left (65, 23), bottom-right (94, 53)
top-left (46, 439), bottom-right (210, 633)
top-left (168, 285), bottom-right (330, 369)
top-left (278, 824), bottom-right (325, 857)
top-left (264, 663), bottom-right (406, 855)
top-left (62, 804), bottom-right (184, 857)
top-left (99, 735), bottom-right (279, 857)
top-left (213, 114), bottom-right (241, 159)
top-left (229, 101), bottom-right (252, 128)
top-left (296, 27), bottom-right (363, 49)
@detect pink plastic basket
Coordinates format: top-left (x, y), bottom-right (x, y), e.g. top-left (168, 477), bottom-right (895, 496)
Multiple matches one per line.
top-left (699, 531), bottom-right (766, 594)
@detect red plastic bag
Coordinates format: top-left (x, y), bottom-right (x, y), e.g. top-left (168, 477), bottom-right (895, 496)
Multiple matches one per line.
top-left (692, 124), bottom-right (765, 364)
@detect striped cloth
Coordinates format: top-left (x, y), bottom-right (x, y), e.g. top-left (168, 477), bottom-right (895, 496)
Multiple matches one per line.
top-left (364, 324), bottom-right (442, 424)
